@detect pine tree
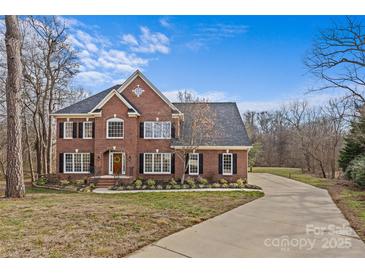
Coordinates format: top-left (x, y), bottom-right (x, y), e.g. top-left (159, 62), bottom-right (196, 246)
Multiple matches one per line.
top-left (338, 109), bottom-right (365, 175)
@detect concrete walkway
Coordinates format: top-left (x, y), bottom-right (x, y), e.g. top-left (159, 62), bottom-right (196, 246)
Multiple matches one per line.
top-left (129, 173), bottom-right (365, 258)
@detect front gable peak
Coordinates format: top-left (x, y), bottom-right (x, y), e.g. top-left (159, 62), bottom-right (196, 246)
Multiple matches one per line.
top-left (117, 70), bottom-right (182, 114)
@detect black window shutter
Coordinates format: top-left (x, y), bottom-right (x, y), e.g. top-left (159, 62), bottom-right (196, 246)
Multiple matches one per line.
top-left (199, 153), bottom-right (203, 174)
top-left (79, 122), bottom-right (83, 138)
top-left (140, 122), bottom-right (144, 138)
top-left (72, 122), bottom-right (77, 138)
top-left (218, 154), bottom-right (222, 174)
top-left (171, 123), bottom-right (176, 138)
top-left (59, 153), bottom-right (64, 173)
top-left (139, 153), bottom-right (144, 174)
top-left (90, 153), bottom-right (94, 174)
top-left (59, 122), bottom-right (64, 138)
top-left (185, 153), bottom-right (189, 174)
top-left (171, 153), bottom-right (175, 174)
top-left (233, 154), bottom-right (237, 174)
top-left (92, 122), bottom-right (95, 138)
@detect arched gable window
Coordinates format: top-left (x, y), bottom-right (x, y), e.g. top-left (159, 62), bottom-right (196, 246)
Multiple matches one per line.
top-left (106, 117), bottom-right (124, 139)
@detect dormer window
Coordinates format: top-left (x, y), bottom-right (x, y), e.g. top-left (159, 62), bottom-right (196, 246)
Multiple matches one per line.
top-left (106, 118), bottom-right (124, 139)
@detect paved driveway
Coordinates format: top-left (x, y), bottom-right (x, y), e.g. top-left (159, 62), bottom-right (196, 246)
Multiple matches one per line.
top-left (129, 173), bottom-right (365, 258)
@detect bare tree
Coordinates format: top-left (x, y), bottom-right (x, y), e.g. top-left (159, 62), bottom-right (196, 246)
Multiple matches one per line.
top-left (305, 16), bottom-right (365, 105)
top-left (173, 91), bottom-right (215, 183)
top-left (4, 15), bottom-right (24, 198)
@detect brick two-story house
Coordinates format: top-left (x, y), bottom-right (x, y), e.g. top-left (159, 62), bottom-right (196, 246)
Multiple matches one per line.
top-left (52, 70), bottom-right (251, 186)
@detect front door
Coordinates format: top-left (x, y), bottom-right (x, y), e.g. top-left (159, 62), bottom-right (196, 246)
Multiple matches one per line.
top-left (112, 153), bottom-right (123, 175)
top-left (108, 152), bottom-right (126, 175)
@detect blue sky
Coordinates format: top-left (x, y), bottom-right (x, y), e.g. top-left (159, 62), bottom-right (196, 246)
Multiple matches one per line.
top-left (64, 15), bottom-right (360, 112)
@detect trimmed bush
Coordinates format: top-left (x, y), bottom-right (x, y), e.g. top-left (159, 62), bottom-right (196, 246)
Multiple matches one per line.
top-left (198, 184), bottom-right (207, 189)
top-left (146, 179), bottom-right (156, 189)
top-left (229, 182), bottom-right (239, 188)
top-left (60, 179), bottom-right (70, 186)
top-left (236, 178), bottom-right (247, 187)
top-left (197, 176), bottom-right (208, 185)
top-left (156, 185), bottom-right (163, 190)
top-left (218, 178), bottom-right (228, 184)
top-left (212, 183), bottom-right (221, 188)
top-left (186, 178), bottom-right (195, 188)
top-left (221, 183), bottom-right (228, 188)
top-left (89, 183), bottom-right (96, 190)
top-left (126, 185), bottom-right (134, 190)
top-left (182, 184), bottom-right (189, 189)
top-left (173, 184), bottom-right (181, 189)
top-left (168, 178), bottom-right (177, 186)
top-left (165, 184), bottom-right (172, 190)
top-left (72, 179), bottom-right (84, 186)
top-left (134, 179), bottom-right (143, 189)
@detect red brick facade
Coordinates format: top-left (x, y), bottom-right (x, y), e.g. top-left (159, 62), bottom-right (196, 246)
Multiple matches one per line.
top-left (55, 75), bottom-right (248, 183)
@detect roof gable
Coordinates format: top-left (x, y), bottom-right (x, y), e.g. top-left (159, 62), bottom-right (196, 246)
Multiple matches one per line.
top-left (117, 70), bottom-right (181, 114)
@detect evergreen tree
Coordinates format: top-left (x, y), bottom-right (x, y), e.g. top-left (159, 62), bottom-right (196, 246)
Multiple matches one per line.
top-left (338, 108), bottom-right (365, 175)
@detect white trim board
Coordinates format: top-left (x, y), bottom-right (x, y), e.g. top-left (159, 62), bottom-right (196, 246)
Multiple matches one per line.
top-left (171, 145), bottom-right (251, 150)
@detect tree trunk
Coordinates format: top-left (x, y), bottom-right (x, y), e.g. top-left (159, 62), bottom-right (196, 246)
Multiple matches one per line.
top-left (5, 15), bottom-right (25, 198)
top-left (24, 117), bottom-right (35, 182)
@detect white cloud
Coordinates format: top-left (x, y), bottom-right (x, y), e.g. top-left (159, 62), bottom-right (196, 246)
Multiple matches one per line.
top-left (159, 17), bottom-right (172, 29)
top-left (186, 23), bottom-right (248, 51)
top-left (121, 34), bottom-right (138, 46)
top-left (122, 26), bottom-right (170, 54)
top-left (76, 71), bottom-right (111, 84)
top-left (163, 89), bottom-right (228, 102)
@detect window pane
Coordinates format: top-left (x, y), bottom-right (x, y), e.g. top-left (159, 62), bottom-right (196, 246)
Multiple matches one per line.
top-left (108, 121), bottom-right (123, 138)
top-left (223, 154), bottom-right (232, 174)
top-left (153, 153), bottom-right (162, 172)
top-left (144, 153), bottom-right (153, 173)
top-left (162, 122), bottom-right (171, 138)
top-left (82, 153), bottom-right (90, 172)
top-left (162, 154), bottom-right (171, 173)
top-left (84, 122), bottom-right (93, 138)
top-left (153, 122), bottom-right (162, 138)
top-left (189, 153), bottom-right (199, 174)
top-left (65, 154), bottom-right (73, 172)
top-left (144, 122), bottom-right (153, 138)
top-left (74, 154), bottom-right (82, 172)
top-left (64, 122), bottom-right (73, 138)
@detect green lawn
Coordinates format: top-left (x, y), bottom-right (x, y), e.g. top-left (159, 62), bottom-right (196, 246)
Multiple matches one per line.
top-left (253, 167), bottom-right (365, 241)
top-left (0, 187), bottom-right (263, 257)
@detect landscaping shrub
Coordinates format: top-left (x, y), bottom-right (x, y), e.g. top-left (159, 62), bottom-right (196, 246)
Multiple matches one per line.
top-left (89, 183), bottom-right (96, 190)
top-left (198, 184), bottom-right (207, 188)
top-left (236, 178), bottom-right (247, 188)
top-left (212, 183), bottom-right (221, 188)
top-left (117, 186), bottom-right (125, 191)
top-left (182, 184), bottom-right (190, 189)
top-left (126, 185), bottom-right (134, 190)
top-left (347, 155), bottom-right (365, 187)
top-left (218, 178), bottom-right (228, 184)
top-left (146, 179), bottom-right (156, 189)
top-left (173, 184), bottom-right (181, 189)
top-left (156, 185), bottom-right (163, 190)
top-left (186, 178), bottom-right (195, 188)
top-left (134, 179), bottom-right (143, 189)
top-left (165, 184), bottom-right (172, 190)
top-left (221, 183), bottom-right (228, 188)
top-left (168, 178), bottom-right (177, 186)
top-left (72, 179), bottom-right (85, 186)
top-left (109, 185), bottom-right (119, 190)
top-left (229, 183), bottom-right (239, 188)
top-left (60, 179), bottom-right (71, 186)
top-left (35, 177), bottom-right (47, 186)
top-left (197, 176), bottom-right (208, 185)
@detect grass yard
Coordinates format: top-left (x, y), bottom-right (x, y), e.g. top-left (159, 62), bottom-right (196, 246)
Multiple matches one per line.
top-left (0, 185), bottom-right (263, 257)
top-left (253, 167), bottom-right (365, 242)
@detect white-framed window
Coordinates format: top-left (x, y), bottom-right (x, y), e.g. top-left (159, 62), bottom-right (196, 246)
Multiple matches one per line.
top-left (188, 153), bottom-right (199, 175)
top-left (144, 121), bottom-right (171, 139)
top-left (64, 153), bottom-right (90, 173)
top-left (107, 118), bottom-right (124, 139)
top-left (222, 153), bottom-right (233, 175)
top-left (83, 121), bottom-right (93, 139)
top-left (144, 153), bottom-right (171, 174)
top-left (64, 122), bottom-right (73, 139)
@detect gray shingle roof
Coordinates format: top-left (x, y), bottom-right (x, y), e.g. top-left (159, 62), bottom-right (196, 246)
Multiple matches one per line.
top-left (55, 85), bottom-right (122, 114)
top-left (172, 102), bottom-right (251, 147)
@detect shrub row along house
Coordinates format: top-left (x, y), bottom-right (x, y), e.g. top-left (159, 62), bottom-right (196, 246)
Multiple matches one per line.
top-left (52, 70), bottom-right (251, 186)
